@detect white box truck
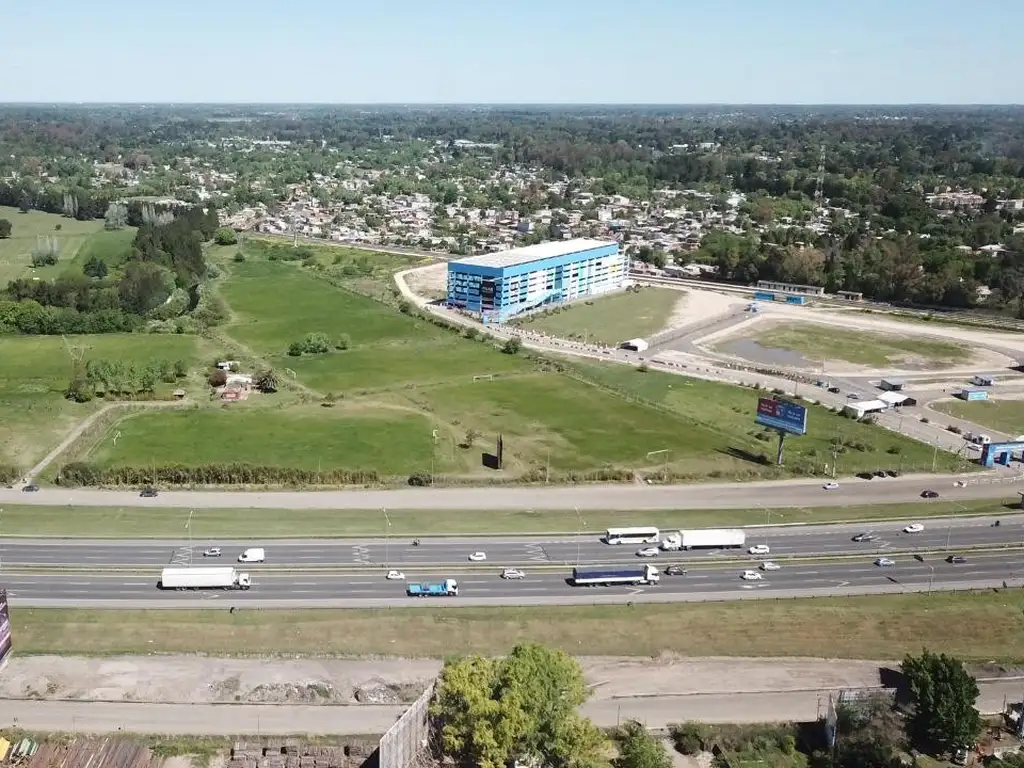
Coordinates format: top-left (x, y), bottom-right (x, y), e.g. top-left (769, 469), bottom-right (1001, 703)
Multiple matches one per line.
top-left (661, 529), bottom-right (746, 551)
top-left (160, 566), bottom-right (252, 590)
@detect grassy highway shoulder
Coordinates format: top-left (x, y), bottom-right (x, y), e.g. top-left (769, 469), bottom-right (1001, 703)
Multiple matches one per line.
top-left (0, 499), bottom-right (1016, 538)
top-left (13, 589), bottom-right (1024, 660)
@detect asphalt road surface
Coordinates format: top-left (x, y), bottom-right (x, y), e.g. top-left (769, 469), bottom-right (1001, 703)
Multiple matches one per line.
top-left (2, 473), bottom-right (1021, 510)
top-left (7, 552), bottom-right (1022, 608)
top-left (4, 517), bottom-right (1021, 568)
top-left (0, 679), bottom-right (1018, 734)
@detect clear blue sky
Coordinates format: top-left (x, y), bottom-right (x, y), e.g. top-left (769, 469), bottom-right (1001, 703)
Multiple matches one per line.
top-left (2, 0), bottom-right (1021, 104)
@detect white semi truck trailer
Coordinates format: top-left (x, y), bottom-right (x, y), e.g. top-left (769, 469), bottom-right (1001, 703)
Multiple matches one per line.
top-left (160, 566), bottom-right (252, 590)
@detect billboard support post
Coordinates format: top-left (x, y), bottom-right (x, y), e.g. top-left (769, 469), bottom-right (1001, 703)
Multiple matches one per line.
top-left (776, 431), bottom-right (786, 466)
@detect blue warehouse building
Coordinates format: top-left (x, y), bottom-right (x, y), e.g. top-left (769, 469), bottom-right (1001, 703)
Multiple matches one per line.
top-left (445, 238), bottom-right (625, 323)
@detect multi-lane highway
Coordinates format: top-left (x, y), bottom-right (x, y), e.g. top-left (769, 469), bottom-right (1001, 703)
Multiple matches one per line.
top-left (2, 473), bottom-right (1021, 510)
top-left (6, 551), bottom-right (1023, 608)
top-left (2, 517), bottom-right (1022, 568)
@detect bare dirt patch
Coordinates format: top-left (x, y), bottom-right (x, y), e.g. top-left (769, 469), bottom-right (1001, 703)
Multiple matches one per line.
top-left (0, 655), bottom-right (888, 706)
top-left (403, 262), bottom-right (447, 301)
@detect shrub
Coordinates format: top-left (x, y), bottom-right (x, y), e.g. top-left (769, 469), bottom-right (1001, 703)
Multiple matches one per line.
top-left (214, 227), bottom-right (238, 246)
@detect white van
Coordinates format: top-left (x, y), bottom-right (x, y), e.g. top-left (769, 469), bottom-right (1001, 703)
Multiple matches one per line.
top-left (238, 547), bottom-right (265, 563)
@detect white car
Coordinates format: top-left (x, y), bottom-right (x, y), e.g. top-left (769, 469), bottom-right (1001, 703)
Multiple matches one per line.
top-left (903, 523), bottom-right (924, 534)
top-left (468, 552), bottom-right (487, 562)
top-left (760, 561), bottom-right (781, 571)
top-left (636, 547), bottom-right (659, 558)
top-left (875, 557), bottom-right (895, 567)
top-left (202, 547), bottom-right (222, 557)
top-left (748, 544), bottom-right (771, 555)
top-left (823, 482), bottom-right (839, 491)
top-left (741, 570), bottom-right (763, 581)
top-left (501, 568), bottom-right (525, 580)
top-left (953, 480), bottom-right (967, 488)
top-left (386, 570), bottom-right (405, 580)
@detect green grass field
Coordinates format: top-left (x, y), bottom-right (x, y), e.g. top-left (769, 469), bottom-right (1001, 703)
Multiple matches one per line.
top-left (14, 590), bottom-right (1024, 659)
top-left (737, 322), bottom-right (971, 368)
top-left (932, 399), bottom-right (1024, 436)
top-left (88, 404), bottom-right (448, 474)
top-left (0, 334), bottom-right (206, 468)
top-left (0, 205), bottom-right (105, 283)
top-left (0, 499), bottom-right (1009, 538)
top-left (510, 286), bottom-right (682, 345)
top-left (568, 362), bottom-right (963, 475)
top-left (67, 227), bottom-right (136, 271)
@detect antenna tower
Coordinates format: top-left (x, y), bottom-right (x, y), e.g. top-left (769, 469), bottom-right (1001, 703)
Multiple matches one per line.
top-left (814, 144), bottom-right (826, 211)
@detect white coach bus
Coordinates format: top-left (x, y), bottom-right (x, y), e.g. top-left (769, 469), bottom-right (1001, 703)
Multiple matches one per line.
top-left (603, 526), bottom-right (660, 545)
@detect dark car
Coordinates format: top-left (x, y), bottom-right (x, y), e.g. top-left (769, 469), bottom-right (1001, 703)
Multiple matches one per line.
top-left (858, 472), bottom-right (874, 480)
top-left (140, 487), bottom-right (159, 498)
top-left (921, 489), bottom-right (939, 499)
top-left (947, 555), bottom-right (966, 564)
top-left (872, 470), bottom-right (887, 478)
top-left (665, 565), bottom-right (687, 576)
top-left (22, 484), bottom-right (39, 492)
top-left (852, 532), bottom-right (877, 543)
top-left (827, 386), bottom-right (841, 394)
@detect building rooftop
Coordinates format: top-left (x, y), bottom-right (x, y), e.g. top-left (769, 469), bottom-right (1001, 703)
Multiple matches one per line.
top-left (450, 238), bottom-right (616, 270)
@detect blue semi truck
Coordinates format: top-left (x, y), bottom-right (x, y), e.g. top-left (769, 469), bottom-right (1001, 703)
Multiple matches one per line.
top-left (571, 564), bottom-right (660, 587)
top-left (407, 578), bottom-right (459, 597)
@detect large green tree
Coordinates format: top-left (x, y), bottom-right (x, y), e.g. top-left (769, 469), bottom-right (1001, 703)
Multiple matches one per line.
top-left (430, 643), bottom-right (606, 768)
top-left (901, 650), bottom-right (981, 754)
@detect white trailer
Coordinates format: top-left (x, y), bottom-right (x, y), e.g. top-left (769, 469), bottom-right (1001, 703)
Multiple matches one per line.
top-left (661, 529), bottom-right (746, 551)
top-left (160, 566), bottom-right (251, 590)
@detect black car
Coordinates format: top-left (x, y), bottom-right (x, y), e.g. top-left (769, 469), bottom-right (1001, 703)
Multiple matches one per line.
top-left (872, 470), bottom-right (887, 478)
top-left (140, 487), bottom-right (159, 498)
top-left (665, 565), bottom-right (687, 576)
top-left (22, 484), bottom-right (39, 492)
top-left (852, 532), bottom-right (877, 543)
top-left (947, 555), bottom-right (966, 564)
top-left (827, 386), bottom-right (841, 394)
top-left (921, 489), bottom-right (939, 499)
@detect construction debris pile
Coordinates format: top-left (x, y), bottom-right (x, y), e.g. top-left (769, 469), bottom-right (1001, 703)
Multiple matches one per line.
top-left (228, 741), bottom-right (374, 768)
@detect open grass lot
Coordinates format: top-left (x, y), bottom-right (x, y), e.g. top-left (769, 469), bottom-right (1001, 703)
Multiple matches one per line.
top-left (67, 227), bottom-right (136, 271)
top-left (13, 590), bottom-right (1024, 659)
top-left (510, 286), bottom-right (682, 345)
top-left (932, 399), bottom-right (1024, 437)
top-left (0, 334), bottom-right (205, 468)
top-left (0, 499), bottom-right (1010, 538)
top-left (0, 205), bottom-right (103, 283)
top-left (219, 257), bottom-right (528, 392)
top-left (569, 363), bottom-right (962, 475)
top-left (737, 322), bottom-right (972, 368)
top-left (416, 373), bottom-right (734, 474)
top-left (86, 404), bottom-right (448, 475)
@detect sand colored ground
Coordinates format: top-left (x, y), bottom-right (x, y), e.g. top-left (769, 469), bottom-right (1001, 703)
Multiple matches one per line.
top-left (0, 655), bottom-right (888, 706)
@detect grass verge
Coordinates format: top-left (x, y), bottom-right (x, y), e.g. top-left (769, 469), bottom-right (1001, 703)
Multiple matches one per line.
top-left (13, 590), bottom-right (1024, 659)
top-left (932, 399), bottom-right (1024, 437)
top-left (0, 499), bottom-right (1012, 538)
top-left (509, 286), bottom-right (683, 346)
top-left (735, 322), bottom-right (971, 368)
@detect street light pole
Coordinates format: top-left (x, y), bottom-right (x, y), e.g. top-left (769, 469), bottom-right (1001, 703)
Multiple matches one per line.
top-left (185, 509), bottom-right (194, 566)
top-left (383, 508), bottom-right (392, 568)
top-left (927, 564), bottom-right (935, 595)
top-left (575, 507), bottom-right (585, 567)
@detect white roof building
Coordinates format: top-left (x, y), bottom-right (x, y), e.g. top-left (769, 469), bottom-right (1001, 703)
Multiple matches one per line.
top-left (843, 399), bottom-right (889, 418)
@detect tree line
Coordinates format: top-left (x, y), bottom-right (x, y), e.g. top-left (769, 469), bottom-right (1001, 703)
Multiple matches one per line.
top-left (1, 203), bottom-right (220, 335)
top-left (57, 462), bottom-right (381, 487)
top-left (64, 358), bottom-right (188, 403)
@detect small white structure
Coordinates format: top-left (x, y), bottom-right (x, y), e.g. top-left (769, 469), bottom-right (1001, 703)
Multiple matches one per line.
top-left (620, 338), bottom-right (649, 352)
top-left (972, 374), bottom-right (996, 387)
top-left (878, 392), bottom-right (911, 407)
top-left (844, 399), bottom-right (889, 418)
top-left (879, 378), bottom-right (906, 391)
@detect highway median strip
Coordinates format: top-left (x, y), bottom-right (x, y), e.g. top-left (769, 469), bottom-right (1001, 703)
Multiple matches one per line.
top-left (8, 546), bottom-right (1022, 577)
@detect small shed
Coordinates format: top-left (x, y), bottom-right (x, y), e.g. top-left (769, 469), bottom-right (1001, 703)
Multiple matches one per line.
top-left (844, 399), bottom-right (889, 418)
top-left (972, 374), bottom-right (996, 387)
top-left (620, 338), bottom-right (649, 352)
top-left (879, 391), bottom-right (916, 407)
top-left (879, 378), bottom-right (906, 391)
top-left (956, 388), bottom-right (988, 402)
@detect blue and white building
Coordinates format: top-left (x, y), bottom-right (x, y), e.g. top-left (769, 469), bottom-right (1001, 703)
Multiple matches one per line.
top-left (445, 238), bottom-right (625, 323)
